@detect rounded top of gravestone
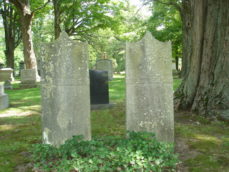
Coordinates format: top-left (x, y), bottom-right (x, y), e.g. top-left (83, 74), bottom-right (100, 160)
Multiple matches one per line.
top-left (128, 31), bottom-right (171, 46)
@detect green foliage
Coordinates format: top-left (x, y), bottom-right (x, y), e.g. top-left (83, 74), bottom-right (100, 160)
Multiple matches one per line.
top-left (32, 132), bottom-right (178, 172)
top-left (147, 0), bottom-right (182, 60)
top-left (85, 1), bottom-right (148, 71)
top-left (55, 0), bottom-right (121, 39)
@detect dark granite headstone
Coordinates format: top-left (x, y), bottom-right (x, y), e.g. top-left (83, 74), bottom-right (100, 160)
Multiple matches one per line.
top-left (89, 70), bottom-right (109, 104)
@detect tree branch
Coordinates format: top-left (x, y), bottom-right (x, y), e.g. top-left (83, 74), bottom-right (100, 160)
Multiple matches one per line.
top-left (153, 0), bottom-right (181, 12)
top-left (32, 0), bottom-right (51, 13)
top-left (8, 0), bottom-right (23, 10)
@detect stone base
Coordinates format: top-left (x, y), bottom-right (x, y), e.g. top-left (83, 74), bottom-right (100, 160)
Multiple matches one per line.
top-left (20, 82), bottom-right (39, 88)
top-left (91, 103), bottom-right (115, 110)
top-left (0, 94), bottom-right (9, 110)
top-left (4, 81), bottom-right (12, 89)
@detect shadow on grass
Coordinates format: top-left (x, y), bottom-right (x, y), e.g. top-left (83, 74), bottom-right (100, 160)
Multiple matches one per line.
top-left (0, 114), bottom-right (42, 171)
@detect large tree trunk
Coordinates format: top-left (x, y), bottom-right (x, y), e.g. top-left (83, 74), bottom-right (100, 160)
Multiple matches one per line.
top-left (175, 0), bottom-right (229, 119)
top-left (20, 12), bottom-right (37, 70)
top-left (9, 0), bottom-right (38, 70)
top-left (5, 41), bottom-right (15, 69)
top-left (53, 0), bottom-right (61, 39)
top-left (1, 1), bottom-right (20, 70)
top-left (3, 14), bottom-right (15, 69)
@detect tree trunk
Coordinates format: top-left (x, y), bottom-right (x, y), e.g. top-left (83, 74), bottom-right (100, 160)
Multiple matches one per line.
top-left (174, 48), bottom-right (179, 71)
top-left (9, 0), bottom-right (38, 70)
top-left (1, 1), bottom-right (19, 70)
top-left (5, 41), bottom-right (15, 69)
top-left (20, 12), bottom-right (37, 70)
top-left (3, 16), bottom-right (15, 69)
top-left (53, 0), bottom-right (61, 39)
top-left (175, 0), bottom-right (229, 119)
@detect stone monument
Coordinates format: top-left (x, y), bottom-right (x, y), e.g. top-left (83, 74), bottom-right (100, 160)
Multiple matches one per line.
top-left (0, 83), bottom-right (9, 110)
top-left (96, 59), bottom-right (113, 80)
top-left (21, 69), bottom-right (40, 87)
top-left (19, 61), bottom-right (25, 76)
top-left (40, 32), bottom-right (91, 146)
top-left (126, 32), bottom-right (174, 143)
top-left (0, 68), bottom-right (14, 89)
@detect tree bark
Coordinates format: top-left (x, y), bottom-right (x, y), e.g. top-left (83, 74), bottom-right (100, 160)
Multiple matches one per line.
top-left (3, 13), bottom-right (15, 69)
top-left (1, 1), bottom-right (21, 70)
top-left (9, 0), bottom-right (38, 70)
top-left (175, 0), bottom-right (229, 118)
top-left (53, 0), bottom-right (61, 39)
top-left (5, 41), bottom-right (15, 69)
top-left (20, 12), bottom-right (37, 69)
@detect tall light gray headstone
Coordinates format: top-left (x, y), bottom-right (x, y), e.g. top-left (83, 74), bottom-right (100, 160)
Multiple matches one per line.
top-left (40, 32), bottom-right (91, 146)
top-left (126, 32), bottom-right (174, 143)
top-left (0, 83), bottom-right (9, 110)
top-left (96, 59), bottom-right (113, 80)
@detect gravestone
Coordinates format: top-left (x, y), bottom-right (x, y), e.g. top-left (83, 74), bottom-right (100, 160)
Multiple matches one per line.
top-left (0, 83), bottom-right (9, 110)
top-left (21, 69), bottom-right (40, 87)
top-left (90, 70), bottom-right (109, 104)
top-left (126, 32), bottom-right (174, 143)
top-left (96, 59), bottom-right (113, 80)
top-left (19, 61), bottom-right (25, 76)
top-left (0, 68), bottom-right (14, 89)
top-left (40, 32), bottom-right (91, 146)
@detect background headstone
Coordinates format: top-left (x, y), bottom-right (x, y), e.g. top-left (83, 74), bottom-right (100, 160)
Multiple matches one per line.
top-left (0, 83), bottom-right (9, 110)
top-left (21, 69), bottom-right (40, 87)
top-left (126, 32), bottom-right (174, 143)
top-left (40, 32), bottom-right (91, 146)
top-left (0, 68), bottom-right (14, 89)
top-left (96, 59), bottom-right (113, 80)
top-left (19, 61), bottom-right (25, 76)
top-left (90, 70), bottom-right (109, 104)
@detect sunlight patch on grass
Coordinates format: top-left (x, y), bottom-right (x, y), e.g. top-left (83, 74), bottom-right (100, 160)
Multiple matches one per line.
top-left (193, 134), bottom-right (221, 144)
top-left (0, 124), bottom-right (15, 131)
top-left (113, 74), bottom-right (125, 78)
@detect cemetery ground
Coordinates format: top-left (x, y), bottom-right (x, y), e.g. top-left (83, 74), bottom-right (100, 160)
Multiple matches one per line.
top-left (0, 75), bottom-right (228, 172)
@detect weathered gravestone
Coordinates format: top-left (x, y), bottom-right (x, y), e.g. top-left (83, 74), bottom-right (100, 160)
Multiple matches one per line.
top-left (126, 32), bottom-right (174, 143)
top-left (0, 68), bottom-right (14, 89)
top-left (19, 61), bottom-right (25, 76)
top-left (40, 32), bottom-right (91, 146)
top-left (96, 59), bottom-right (113, 80)
top-left (21, 69), bottom-right (40, 87)
top-left (0, 83), bottom-right (9, 110)
top-left (90, 70), bottom-right (109, 104)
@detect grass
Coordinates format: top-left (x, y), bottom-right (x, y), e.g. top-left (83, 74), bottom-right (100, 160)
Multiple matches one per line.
top-left (175, 114), bottom-right (229, 171)
top-left (0, 75), bottom-right (228, 171)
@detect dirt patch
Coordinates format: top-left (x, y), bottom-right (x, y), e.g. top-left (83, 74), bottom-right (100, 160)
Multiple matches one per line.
top-left (175, 137), bottom-right (199, 172)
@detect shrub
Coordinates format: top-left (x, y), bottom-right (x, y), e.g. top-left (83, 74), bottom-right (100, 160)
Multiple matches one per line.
top-left (32, 132), bottom-right (178, 172)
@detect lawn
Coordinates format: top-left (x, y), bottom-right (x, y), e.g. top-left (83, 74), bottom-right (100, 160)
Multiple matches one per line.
top-left (0, 75), bottom-right (229, 171)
